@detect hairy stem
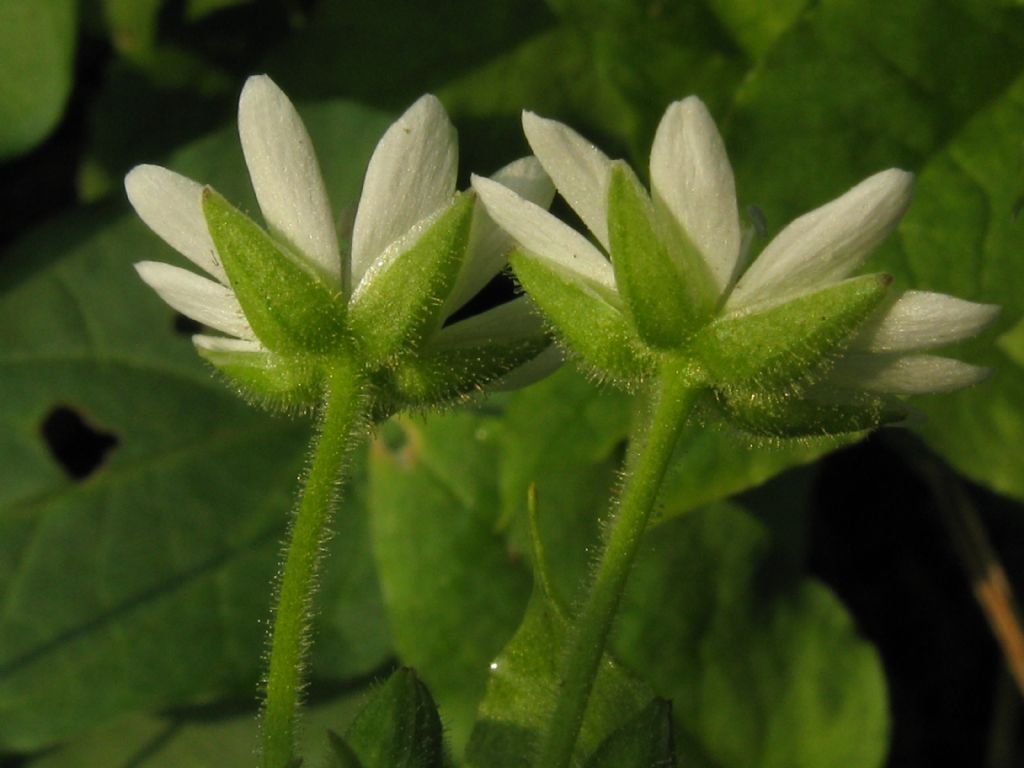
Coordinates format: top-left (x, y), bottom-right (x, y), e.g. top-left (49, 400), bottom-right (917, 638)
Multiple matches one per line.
top-left (261, 360), bottom-right (367, 768)
top-left (536, 367), bottom-right (699, 768)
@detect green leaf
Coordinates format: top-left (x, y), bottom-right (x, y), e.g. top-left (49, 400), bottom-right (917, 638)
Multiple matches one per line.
top-left (465, 581), bottom-right (650, 767)
top-left (607, 162), bottom-right (711, 347)
top-left (615, 503), bottom-right (889, 768)
top-left (494, 367), bottom-right (837, 567)
top-left (186, 0), bottom-right (253, 20)
top-left (348, 195), bottom-right (475, 366)
top-left (368, 412), bottom-right (532, 752)
top-left (531, 1), bottom-right (745, 159)
top-left (702, 0), bottom-right (810, 58)
top-left (883, 74), bottom-right (1024, 500)
top-left (495, 369), bottom-right (630, 602)
top-left (509, 250), bottom-right (653, 386)
top-left (325, 731), bottom-right (365, 768)
top-left (265, 0), bottom-right (553, 111)
top-left (203, 189), bottom-right (348, 355)
top-left (25, 690), bottom-right (367, 768)
top-left (102, 0), bottom-right (164, 58)
top-left (0, 0), bottom-right (76, 159)
top-left (0, 101), bottom-right (395, 752)
top-left (343, 668), bottom-right (445, 768)
top-left (728, 0), bottom-right (1024, 230)
top-left (584, 698), bottom-right (675, 768)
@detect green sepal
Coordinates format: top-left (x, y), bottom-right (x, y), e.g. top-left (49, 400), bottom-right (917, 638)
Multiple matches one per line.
top-left (608, 162), bottom-right (710, 347)
top-left (343, 667), bottom-right (445, 768)
top-left (325, 730), bottom-right (365, 768)
top-left (195, 343), bottom-right (324, 411)
top-left (348, 194), bottom-right (475, 366)
top-left (202, 188), bottom-right (347, 354)
top-left (385, 335), bottom-right (550, 406)
top-left (584, 698), bottom-right (676, 768)
top-left (509, 249), bottom-right (654, 386)
top-left (693, 273), bottom-right (892, 388)
top-left (715, 385), bottom-right (908, 437)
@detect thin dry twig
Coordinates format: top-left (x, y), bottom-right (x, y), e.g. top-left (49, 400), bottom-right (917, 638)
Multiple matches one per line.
top-left (914, 453), bottom-right (1024, 700)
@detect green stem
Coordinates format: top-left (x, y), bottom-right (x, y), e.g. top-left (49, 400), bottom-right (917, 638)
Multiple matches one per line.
top-left (536, 366), bottom-right (699, 768)
top-left (261, 360), bottom-right (367, 768)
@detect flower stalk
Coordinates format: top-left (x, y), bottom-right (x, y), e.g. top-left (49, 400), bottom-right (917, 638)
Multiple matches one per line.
top-left (127, 75), bottom-right (562, 768)
top-left (261, 355), bottom-right (368, 768)
top-left (536, 363), bottom-right (700, 768)
top-left (473, 94), bottom-right (998, 767)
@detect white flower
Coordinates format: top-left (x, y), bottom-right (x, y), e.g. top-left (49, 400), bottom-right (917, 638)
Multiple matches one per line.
top-left (472, 97), bottom-right (998, 402)
top-left (126, 75), bottom-right (558, 401)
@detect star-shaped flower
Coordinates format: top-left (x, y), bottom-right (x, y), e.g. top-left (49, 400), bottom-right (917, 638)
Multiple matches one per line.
top-left (473, 97), bottom-right (998, 435)
top-left (127, 75), bottom-right (557, 411)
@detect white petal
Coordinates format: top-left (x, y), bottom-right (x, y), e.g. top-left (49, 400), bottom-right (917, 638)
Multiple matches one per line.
top-left (350, 94), bottom-right (458, 287)
top-left (238, 75), bottom-right (341, 285)
top-left (435, 298), bottom-right (545, 347)
top-left (135, 261), bottom-right (257, 340)
top-left (491, 156), bottom-right (557, 206)
top-left (831, 352), bottom-right (990, 394)
top-left (650, 97), bottom-right (740, 296)
top-left (125, 165), bottom-right (227, 283)
top-left (728, 169), bottom-right (914, 310)
top-left (492, 345), bottom-right (563, 391)
top-left (471, 174), bottom-right (615, 293)
top-left (446, 157), bottom-right (556, 313)
top-left (523, 111), bottom-right (613, 250)
top-left (855, 291), bottom-right (1001, 352)
top-left (192, 335), bottom-right (264, 353)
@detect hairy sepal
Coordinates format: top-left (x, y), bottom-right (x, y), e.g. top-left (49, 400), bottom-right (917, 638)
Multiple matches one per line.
top-left (202, 188), bottom-right (346, 354)
top-left (510, 249), bottom-right (653, 387)
top-left (348, 194), bottom-right (475, 366)
top-left (195, 344), bottom-right (324, 411)
top-left (387, 335), bottom-right (550, 406)
top-left (608, 162), bottom-right (711, 347)
top-left (694, 273), bottom-right (892, 389)
top-left (715, 385), bottom-right (908, 437)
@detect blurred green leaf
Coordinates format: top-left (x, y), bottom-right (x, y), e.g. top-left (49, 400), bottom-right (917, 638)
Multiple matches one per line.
top-left (265, 0), bottom-right (553, 110)
top-left (888, 75), bottom-right (1024, 501)
top-left (26, 689), bottom-right (366, 768)
top-left (702, 0), bottom-right (809, 58)
top-left (0, 0), bottom-right (76, 159)
top-left (367, 414), bottom-right (531, 752)
top-left (439, 4), bottom-right (743, 169)
top-left (727, 0), bottom-right (1024, 223)
top-left (0, 101), bottom-right (395, 752)
top-left (326, 730), bottom-right (365, 768)
top-left (615, 503), bottom-right (888, 768)
top-left (583, 697), bottom-right (676, 768)
top-left (102, 0), bottom-right (164, 58)
top-left (539, 0), bottom-right (743, 156)
top-left (186, 0), bottom-right (254, 21)
top-left (494, 369), bottom-right (839, 603)
top-left (494, 369), bottom-right (629, 604)
top-left (342, 667), bottom-right (445, 768)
